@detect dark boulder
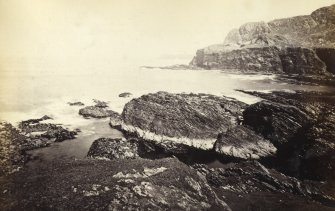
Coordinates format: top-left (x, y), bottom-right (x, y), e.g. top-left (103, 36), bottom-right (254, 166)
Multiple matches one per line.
top-left (214, 126), bottom-right (276, 159)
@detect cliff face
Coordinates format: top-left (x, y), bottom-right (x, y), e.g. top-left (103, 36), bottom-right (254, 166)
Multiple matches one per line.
top-left (190, 4), bottom-right (335, 74)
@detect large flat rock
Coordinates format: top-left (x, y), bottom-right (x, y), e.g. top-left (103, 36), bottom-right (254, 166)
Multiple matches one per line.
top-left (112, 92), bottom-right (246, 150)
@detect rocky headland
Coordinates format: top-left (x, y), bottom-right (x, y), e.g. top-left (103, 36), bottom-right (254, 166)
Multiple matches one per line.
top-left (190, 4), bottom-right (335, 76)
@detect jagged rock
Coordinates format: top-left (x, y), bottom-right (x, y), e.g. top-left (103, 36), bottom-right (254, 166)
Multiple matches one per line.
top-left (0, 158), bottom-right (231, 210)
top-left (214, 126), bottom-right (276, 159)
top-left (118, 92), bottom-right (133, 98)
top-left (87, 138), bottom-right (139, 160)
top-left (241, 90), bottom-right (335, 181)
top-left (68, 101), bottom-right (85, 106)
top-left (112, 92), bottom-right (246, 150)
top-left (190, 4), bottom-right (335, 74)
top-left (193, 161), bottom-right (335, 210)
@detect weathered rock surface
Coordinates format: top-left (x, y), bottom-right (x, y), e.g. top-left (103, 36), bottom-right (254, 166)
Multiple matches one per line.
top-left (214, 126), bottom-right (276, 159)
top-left (111, 92), bottom-right (246, 150)
top-left (241, 90), bottom-right (335, 181)
top-left (0, 158), bottom-right (230, 210)
top-left (190, 4), bottom-right (335, 75)
top-left (193, 161), bottom-right (335, 210)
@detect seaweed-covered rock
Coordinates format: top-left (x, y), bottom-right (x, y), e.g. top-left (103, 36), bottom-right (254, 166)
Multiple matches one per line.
top-left (0, 158), bottom-right (231, 210)
top-left (214, 126), bottom-right (276, 159)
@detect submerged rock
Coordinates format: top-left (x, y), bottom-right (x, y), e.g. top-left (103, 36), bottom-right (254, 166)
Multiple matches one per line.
top-left (193, 161), bottom-right (335, 210)
top-left (92, 99), bottom-right (109, 108)
top-left (79, 99), bottom-right (121, 119)
top-left (79, 106), bottom-right (120, 119)
top-left (68, 101), bottom-right (85, 106)
top-left (0, 157), bottom-right (230, 210)
top-left (112, 92), bottom-right (246, 150)
top-left (118, 92), bottom-right (133, 98)
top-left (214, 126), bottom-right (276, 159)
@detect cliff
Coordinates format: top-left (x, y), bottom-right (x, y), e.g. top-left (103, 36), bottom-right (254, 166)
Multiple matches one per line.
top-left (190, 4), bottom-right (335, 75)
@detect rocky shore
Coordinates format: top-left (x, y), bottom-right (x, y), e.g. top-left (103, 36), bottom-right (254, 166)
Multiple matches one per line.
top-left (1, 90), bottom-right (335, 210)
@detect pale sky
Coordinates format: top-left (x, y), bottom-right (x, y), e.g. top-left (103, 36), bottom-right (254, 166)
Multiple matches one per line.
top-left (0, 0), bottom-right (334, 74)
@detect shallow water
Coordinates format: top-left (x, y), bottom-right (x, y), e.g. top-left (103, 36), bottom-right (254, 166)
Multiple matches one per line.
top-left (0, 67), bottom-right (333, 164)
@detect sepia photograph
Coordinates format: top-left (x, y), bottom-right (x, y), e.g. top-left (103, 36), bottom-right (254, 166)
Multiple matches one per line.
top-left (0, 0), bottom-right (335, 210)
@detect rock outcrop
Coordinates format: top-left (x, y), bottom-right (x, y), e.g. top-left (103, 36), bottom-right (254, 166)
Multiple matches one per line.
top-left (241, 90), bottom-right (335, 181)
top-left (111, 92), bottom-right (246, 150)
top-left (190, 4), bottom-right (335, 75)
top-left (214, 126), bottom-right (276, 159)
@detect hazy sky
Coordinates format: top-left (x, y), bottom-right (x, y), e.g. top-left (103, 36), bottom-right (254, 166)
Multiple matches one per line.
top-left (0, 0), bottom-right (334, 74)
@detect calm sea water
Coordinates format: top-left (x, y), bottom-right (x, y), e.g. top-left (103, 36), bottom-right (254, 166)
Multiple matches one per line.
top-left (0, 66), bottom-right (332, 164)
